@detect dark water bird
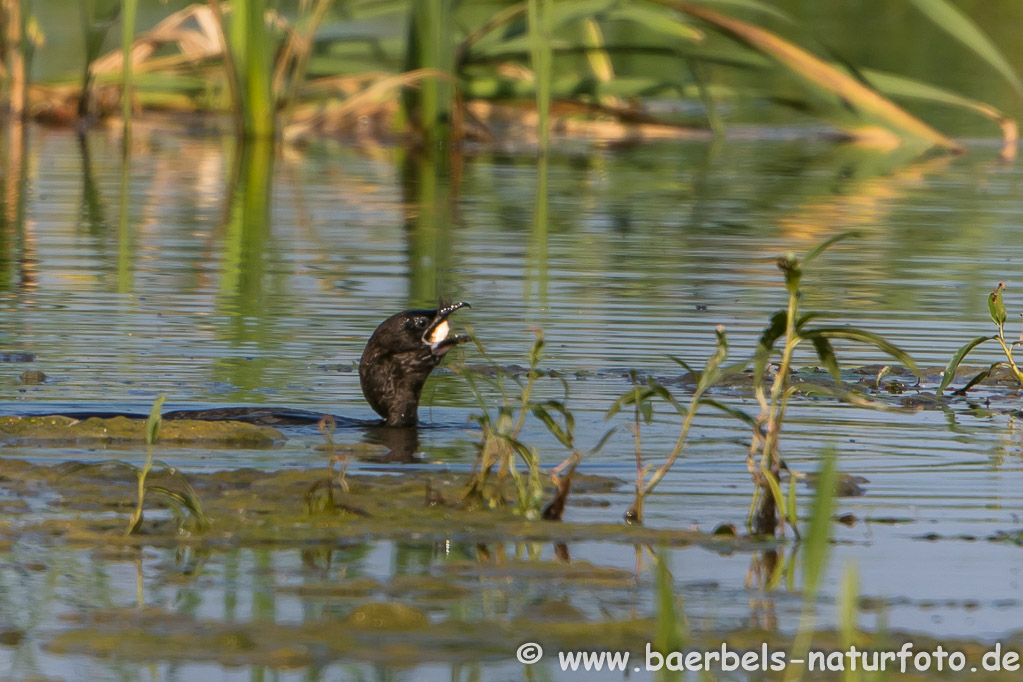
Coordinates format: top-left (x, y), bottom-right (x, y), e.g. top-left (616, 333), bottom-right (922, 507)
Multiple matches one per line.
top-left (35, 302), bottom-right (471, 430)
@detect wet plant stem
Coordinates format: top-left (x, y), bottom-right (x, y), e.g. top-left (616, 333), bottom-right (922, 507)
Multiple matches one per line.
top-left (126, 395), bottom-right (165, 535)
top-left (632, 380), bottom-right (644, 524)
top-left (994, 326), bottom-right (1023, 384)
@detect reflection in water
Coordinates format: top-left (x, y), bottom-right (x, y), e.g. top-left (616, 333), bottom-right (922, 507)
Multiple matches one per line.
top-left (361, 423), bottom-right (421, 461)
top-left (0, 122), bottom-right (33, 294)
top-left (214, 137), bottom-right (275, 395)
top-left (400, 148), bottom-right (458, 306)
top-left (528, 153), bottom-right (549, 305)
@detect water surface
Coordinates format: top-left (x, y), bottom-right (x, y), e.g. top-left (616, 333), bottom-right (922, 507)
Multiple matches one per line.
top-left (2, 124), bottom-right (1023, 679)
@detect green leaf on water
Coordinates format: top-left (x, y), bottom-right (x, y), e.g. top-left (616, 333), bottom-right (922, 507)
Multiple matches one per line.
top-left (937, 335), bottom-right (997, 395)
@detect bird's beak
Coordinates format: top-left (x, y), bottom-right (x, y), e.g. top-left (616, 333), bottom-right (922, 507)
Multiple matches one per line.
top-left (425, 301), bottom-right (471, 354)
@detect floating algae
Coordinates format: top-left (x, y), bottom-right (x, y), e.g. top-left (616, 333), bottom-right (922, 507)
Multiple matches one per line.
top-left (0, 456), bottom-right (758, 551)
top-left (0, 415), bottom-right (284, 447)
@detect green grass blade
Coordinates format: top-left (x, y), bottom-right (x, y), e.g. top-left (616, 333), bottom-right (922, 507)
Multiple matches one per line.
top-left (230, 0), bottom-right (275, 137)
top-left (659, 1), bottom-right (962, 150)
top-left (121, 0), bottom-right (137, 135)
top-left (909, 0), bottom-right (1023, 99)
top-left (937, 335), bottom-right (997, 395)
top-left (863, 68), bottom-right (1011, 125)
top-left (696, 0), bottom-right (794, 23)
top-left (527, 0), bottom-right (552, 154)
top-left (953, 362), bottom-right (1005, 396)
top-left (606, 5), bottom-right (704, 42)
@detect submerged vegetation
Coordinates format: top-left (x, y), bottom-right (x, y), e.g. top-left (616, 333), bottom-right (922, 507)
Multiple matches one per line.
top-left (0, 0), bottom-right (1019, 151)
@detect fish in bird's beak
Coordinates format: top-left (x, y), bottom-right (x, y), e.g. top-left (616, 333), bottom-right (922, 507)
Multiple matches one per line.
top-left (425, 301), bottom-right (471, 355)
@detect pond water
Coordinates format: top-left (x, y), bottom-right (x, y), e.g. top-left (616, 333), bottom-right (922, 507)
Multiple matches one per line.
top-left (2, 123), bottom-right (1023, 679)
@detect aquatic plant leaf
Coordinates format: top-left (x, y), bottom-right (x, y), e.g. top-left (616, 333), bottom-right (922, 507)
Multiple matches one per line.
top-left (659, 1), bottom-right (961, 150)
top-left (908, 0), bottom-right (1023, 99)
top-left (802, 446), bottom-right (837, 593)
top-left (146, 485), bottom-right (210, 532)
top-left (647, 383), bottom-right (686, 417)
top-left (528, 332), bottom-right (546, 371)
top-left (667, 355), bottom-right (695, 374)
top-left (798, 384), bottom-right (892, 411)
top-left (531, 400), bottom-right (575, 449)
top-left (760, 466), bottom-right (787, 534)
top-left (605, 386), bottom-right (658, 419)
top-left (697, 397), bottom-right (755, 428)
top-left (795, 311), bottom-right (828, 331)
top-left (953, 362), bottom-right (1005, 396)
top-left (989, 282), bottom-right (1007, 328)
top-left (589, 426), bottom-right (617, 454)
top-left (639, 399), bottom-right (654, 423)
top-left (695, 327), bottom-right (730, 392)
top-left (802, 231), bottom-right (860, 268)
top-left (810, 335), bottom-right (840, 383)
top-left (802, 327), bottom-right (920, 378)
top-left (753, 310), bottom-right (787, 381)
top-left (786, 474), bottom-right (798, 538)
top-left (146, 395), bottom-right (166, 447)
top-left (937, 335), bottom-right (997, 395)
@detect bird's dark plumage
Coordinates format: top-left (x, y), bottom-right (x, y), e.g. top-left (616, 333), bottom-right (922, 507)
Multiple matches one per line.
top-left (359, 302), bottom-right (470, 427)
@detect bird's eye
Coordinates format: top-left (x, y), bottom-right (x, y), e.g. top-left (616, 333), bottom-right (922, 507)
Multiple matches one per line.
top-left (414, 317), bottom-right (428, 329)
